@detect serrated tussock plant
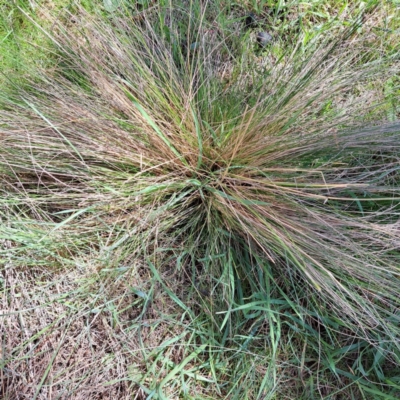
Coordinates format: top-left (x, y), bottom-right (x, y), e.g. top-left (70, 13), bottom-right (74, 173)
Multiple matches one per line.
top-left (1, 4), bottom-right (400, 356)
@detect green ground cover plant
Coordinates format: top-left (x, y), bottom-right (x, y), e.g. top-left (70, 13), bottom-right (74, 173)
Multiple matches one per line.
top-left (1, 0), bottom-right (400, 398)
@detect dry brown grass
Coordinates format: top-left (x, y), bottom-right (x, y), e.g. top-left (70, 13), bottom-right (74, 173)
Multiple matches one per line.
top-left (1, 2), bottom-right (400, 399)
top-left (1, 260), bottom-right (198, 399)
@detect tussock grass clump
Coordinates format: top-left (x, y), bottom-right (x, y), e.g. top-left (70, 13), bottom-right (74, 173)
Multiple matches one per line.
top-left (1, 2), bottom-right (400, 398)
